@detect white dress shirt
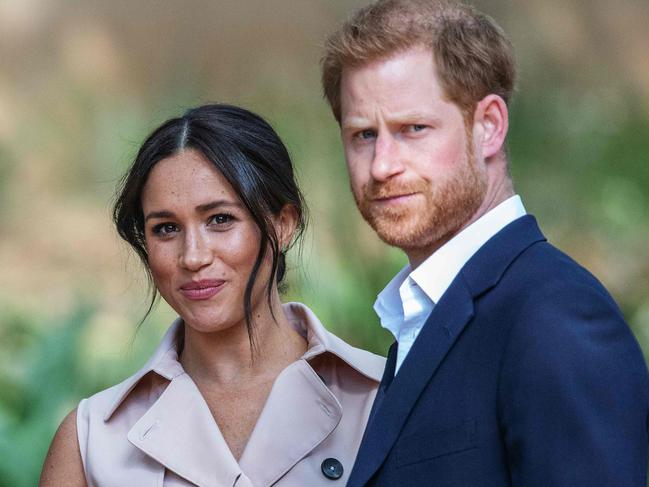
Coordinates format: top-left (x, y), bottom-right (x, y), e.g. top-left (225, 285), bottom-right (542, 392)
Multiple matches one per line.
top-left (374, 195), bottom-right (527, 374)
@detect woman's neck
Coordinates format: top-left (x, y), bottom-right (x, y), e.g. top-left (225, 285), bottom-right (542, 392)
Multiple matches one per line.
top-left (179, 296), bottom-right (307, 386)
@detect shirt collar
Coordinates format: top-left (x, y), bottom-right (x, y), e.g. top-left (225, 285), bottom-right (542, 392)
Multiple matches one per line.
top-left (104, 302), bottom-right (383, 421)
top-left (373, 265), bottom-right (412, 323)
top-left (374, 195), bottom-right (526, 322)
top-left (411, 194), bottom-right (526, 302)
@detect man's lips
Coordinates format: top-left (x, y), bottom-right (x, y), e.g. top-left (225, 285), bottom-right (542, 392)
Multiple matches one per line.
top-left (372, 192), bottom-right (418, 204)
top-left (179, 279), bottom-right (225, 300)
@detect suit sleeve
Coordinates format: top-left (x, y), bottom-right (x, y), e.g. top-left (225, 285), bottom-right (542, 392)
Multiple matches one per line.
top-left (498, 277), bottom-right (649, 486)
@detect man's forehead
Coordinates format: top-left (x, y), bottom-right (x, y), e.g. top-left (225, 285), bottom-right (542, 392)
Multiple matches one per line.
top-left (341, 109), bottom-right (442, 130)
top-left (339, 76), bottom-right (452, 127)
top-left (339, 48), bottom-right (444, 106)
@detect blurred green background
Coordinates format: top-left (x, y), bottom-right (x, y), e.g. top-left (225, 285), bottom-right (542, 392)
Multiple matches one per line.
top-left (1, 0), bottom-right (648, 485)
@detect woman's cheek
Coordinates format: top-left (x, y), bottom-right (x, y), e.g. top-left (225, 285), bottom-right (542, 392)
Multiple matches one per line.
top-left (147, 243), bottom-right (175, 287)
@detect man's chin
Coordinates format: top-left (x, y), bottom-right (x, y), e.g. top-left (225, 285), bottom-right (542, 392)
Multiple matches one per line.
top-left (364, 212), bottom-right (464, 254)
top-left (367, 217), bottom-right (427, 250)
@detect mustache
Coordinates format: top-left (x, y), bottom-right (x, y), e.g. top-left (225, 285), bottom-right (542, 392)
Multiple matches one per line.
top-left (363, 180), bottom-right (427, 200)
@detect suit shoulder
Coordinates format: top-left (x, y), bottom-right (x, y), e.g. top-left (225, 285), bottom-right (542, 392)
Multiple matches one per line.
top-left (505, 240), bottom-right (620, 308)
top-left (489, 239), bottom-right (645, 370)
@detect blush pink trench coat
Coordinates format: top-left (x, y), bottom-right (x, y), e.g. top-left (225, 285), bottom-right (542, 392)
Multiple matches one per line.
top-left (76, 302), bottom-right (385, 487)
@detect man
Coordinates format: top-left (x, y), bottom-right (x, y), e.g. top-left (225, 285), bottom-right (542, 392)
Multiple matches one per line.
top-left (321, 0), bottom-right (649, 485)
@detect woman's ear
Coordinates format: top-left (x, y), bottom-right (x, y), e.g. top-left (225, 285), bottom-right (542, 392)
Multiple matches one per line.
top-left (473, 94), bottom-right (509, 159)
top-left (276, 204), bottom-right (299, 250)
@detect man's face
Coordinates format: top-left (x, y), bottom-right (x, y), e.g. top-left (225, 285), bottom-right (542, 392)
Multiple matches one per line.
top-left (339, 46), bottom-right (487, 262)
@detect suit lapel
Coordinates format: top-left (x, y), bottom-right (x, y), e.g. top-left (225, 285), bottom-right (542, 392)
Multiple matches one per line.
top-left (347, 215), bottom-right (547, 487)
top-left (348, 280), bottom-right (474, 487)
top-left (365, 342), bottom-right (397, 429)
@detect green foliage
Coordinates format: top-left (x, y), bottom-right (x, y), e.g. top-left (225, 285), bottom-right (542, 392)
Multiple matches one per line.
top-left (0, 302), bottom-right (169, 487)
top-left (0, 305), bottom-right (91, 487)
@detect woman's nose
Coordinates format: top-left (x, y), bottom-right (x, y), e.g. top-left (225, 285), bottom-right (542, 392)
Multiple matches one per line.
top-left (179, 229), bottom-right (212, 271)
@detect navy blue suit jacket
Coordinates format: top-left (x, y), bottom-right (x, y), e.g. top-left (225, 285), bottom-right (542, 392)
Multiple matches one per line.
top-left (347, 215), bottom-right (649, 487)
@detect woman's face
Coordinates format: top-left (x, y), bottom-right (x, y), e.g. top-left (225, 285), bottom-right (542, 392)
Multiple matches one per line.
top-left (141, 148), bottom-right (269, 333)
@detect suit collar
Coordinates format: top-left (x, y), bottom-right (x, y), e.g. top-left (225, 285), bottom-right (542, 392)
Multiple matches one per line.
top-left (348, 215), bottom-right (546, 487)
top-left (410, 194), bottom-right (527, 303)
top-left (460, 214), bottom-right (546, 297)
top-left (374, 195), bottom-right (526, 315)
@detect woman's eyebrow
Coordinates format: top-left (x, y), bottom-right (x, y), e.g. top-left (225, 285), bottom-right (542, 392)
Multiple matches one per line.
top-left (195, 200), bottom-right (243, 213)
top-left (144, 200), bottom-right (244, 222)
top-left (144, 210), bottom-right (174, 222)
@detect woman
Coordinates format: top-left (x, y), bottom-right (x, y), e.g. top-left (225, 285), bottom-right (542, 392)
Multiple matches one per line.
top-left (40, 104), bottom-right (385, 487)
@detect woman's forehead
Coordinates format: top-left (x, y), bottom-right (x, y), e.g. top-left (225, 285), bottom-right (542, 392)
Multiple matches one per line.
top-left (142, 149), bottom-right (240, 211)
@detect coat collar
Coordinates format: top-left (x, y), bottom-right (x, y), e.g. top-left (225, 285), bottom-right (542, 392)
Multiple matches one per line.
top-left (126, 372), bottom-right (242, 487)
top-left (102, 302), bottom-right (383, 486)
top-left (124, 359), bottom-right (342, 487)
top-left (238, 359), bottom-right (342, 485)
top-left (103, 319), bottom-right (185, 421)
top-left (348, 215), bottom-right (546, 487)
top-left (104, 302), bottom-right (382, 421)
top-left (284, 301), bottom-right (384, 382)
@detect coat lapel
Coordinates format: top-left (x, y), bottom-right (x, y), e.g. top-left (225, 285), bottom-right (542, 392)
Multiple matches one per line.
top-left (347, 215), bottom-right (547, 487)
top-left (238, 359), bottom-right (342, 486)
top-left (127, 373), bottom-right (242, 487)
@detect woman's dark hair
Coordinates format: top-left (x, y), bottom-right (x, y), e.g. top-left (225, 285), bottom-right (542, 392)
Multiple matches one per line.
top-left (113, 104), bottom-right (307, 347)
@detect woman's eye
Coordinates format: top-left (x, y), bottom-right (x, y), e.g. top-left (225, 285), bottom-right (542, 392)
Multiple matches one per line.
top-left (152, 223), bottom-right (178, 236)
top-left (209, 214), bottom-right (234, 226)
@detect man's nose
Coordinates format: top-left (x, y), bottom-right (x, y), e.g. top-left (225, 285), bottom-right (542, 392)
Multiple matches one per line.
top-left (370, 132), bottom-right (405, 182)
top-left (179, 228), bottom-right (212, 271)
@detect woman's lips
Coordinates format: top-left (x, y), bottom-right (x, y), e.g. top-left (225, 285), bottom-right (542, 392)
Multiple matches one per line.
top-left (179, 279), bottom-right (225, 300)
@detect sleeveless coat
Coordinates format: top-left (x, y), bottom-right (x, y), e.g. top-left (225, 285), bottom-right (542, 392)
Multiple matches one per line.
top-left (77, 302), bottom-right (385, 487)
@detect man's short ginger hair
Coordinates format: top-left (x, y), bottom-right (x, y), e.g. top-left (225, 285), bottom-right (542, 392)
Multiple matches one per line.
top-left (321, 0), bottom-right (516, 123)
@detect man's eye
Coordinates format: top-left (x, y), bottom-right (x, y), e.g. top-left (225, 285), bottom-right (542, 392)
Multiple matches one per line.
top-left (357, 129), bottom-right (376, 140)
top-left (152, 223), bottom-right (178, 235)
top-left (407, 124), bottom-right (427, 132)
top-left (209, 214), bottom-right (234, 226)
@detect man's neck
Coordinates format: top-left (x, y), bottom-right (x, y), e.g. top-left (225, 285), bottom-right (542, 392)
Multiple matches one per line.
top-left (406, 181), bottom-right (515, 269)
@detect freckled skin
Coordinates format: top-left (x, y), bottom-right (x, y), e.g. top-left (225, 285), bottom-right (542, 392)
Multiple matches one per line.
top-left (141, 149), bottom-right (268, 335)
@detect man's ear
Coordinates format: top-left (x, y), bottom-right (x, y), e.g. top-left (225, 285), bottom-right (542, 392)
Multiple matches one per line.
top-left (276, 204), bottom-right (299, 250)
top-left (473, 94), bottom-right (509, 159)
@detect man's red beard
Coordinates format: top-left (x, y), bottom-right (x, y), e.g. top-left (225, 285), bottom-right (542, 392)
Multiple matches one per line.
top-left (353, 146), bottom-right (487, 254)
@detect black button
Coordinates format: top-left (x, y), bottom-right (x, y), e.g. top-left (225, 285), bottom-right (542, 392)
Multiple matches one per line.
top-left (321, 458), bottom-right (343, 480)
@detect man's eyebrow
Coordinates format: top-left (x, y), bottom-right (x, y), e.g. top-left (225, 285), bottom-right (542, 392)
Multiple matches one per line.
top-left (341, 117), bottom-right (372, 131)
top-left (395, 111), bottom-right (440, 123)
top-left (144, 200), bottom-right (243, 223)
top-left (342, 112), bottom-right (440, 131)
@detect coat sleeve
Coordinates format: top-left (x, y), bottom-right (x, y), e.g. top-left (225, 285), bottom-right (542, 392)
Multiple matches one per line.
top-left (497, 277), bottom-right (649, 486)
